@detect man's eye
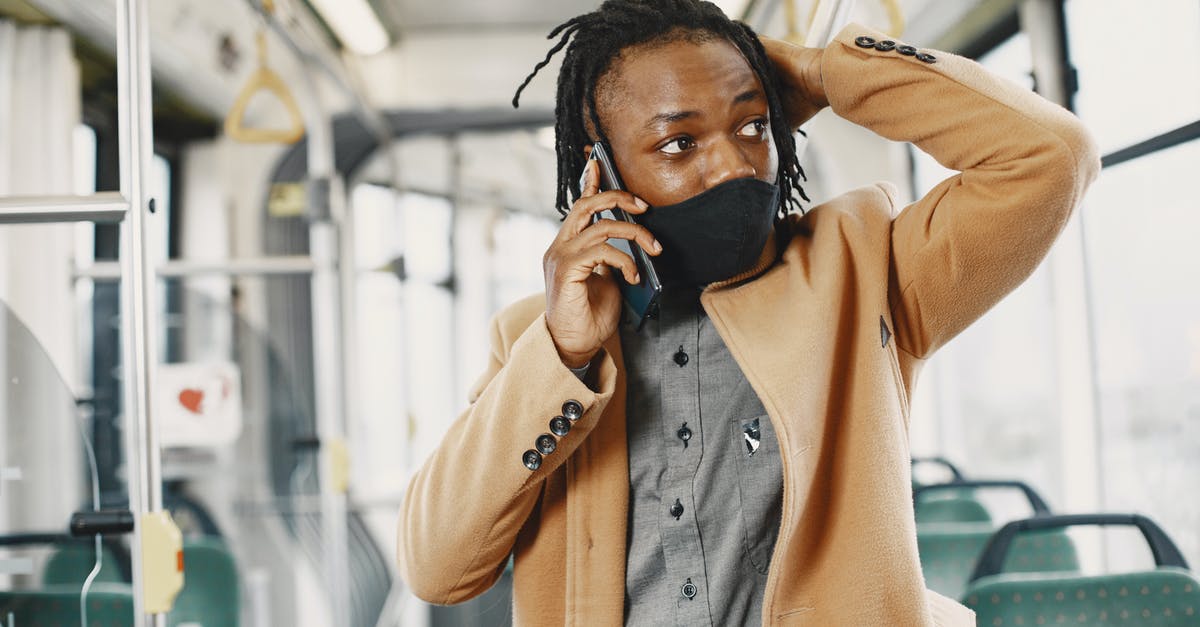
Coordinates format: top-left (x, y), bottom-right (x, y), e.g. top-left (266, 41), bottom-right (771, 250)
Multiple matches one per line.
top-left (660, 137), bottom-right (694, 155)
top-left (738, 119), bottom-right (768, 138)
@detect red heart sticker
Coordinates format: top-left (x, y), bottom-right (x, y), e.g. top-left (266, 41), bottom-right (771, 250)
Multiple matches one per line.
top-left (179, 388), bottom-right (204, 414)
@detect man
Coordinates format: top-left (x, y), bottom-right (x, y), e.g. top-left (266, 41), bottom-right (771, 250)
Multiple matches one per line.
top-left (398, 0), bottom-right (1099, 624)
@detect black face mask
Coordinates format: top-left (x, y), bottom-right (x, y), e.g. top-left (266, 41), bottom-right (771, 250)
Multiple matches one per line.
top-left (637, 177), bottom-right (780, 288)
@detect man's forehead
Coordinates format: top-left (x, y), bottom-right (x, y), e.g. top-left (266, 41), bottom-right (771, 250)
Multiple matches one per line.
top-left (596, 37), bottom-right (761, 122)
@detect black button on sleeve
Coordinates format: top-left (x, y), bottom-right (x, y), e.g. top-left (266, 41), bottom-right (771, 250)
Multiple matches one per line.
top-left (874, 40), bottom-right (897, 52)
top-left (670, 499), bottom-right (684, 520)
top-left (916, 52), bottom-right (937, 63)
top-left (854, 36), bottom-right (876, 48)
top-left (681, 578), bottom-right (698, 599)
top-left (673, 346), bottom-right (689, 367)
top-left (522, 450), bottom-right (542, 471)
top-left (562, 400), bottom-right (584, 421)
top-left (549, 416), bottom-right (571, 437)
top-left (897, 44), bottom-right (917, 56)
top-left (535, 433), bottom-right (557, 455)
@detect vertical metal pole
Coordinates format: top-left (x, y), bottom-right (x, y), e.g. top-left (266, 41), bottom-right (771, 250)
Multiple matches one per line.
top-left (300, 70), bottom-right (353, 626)
top-left (1020, 0), bottom-right (1106, 567)
top-left (116, 0), bottom-right (162, 624)
top-left (793, 0), bottom-right (856, 161)
top-left (448, 137), bottom-right (463, 405)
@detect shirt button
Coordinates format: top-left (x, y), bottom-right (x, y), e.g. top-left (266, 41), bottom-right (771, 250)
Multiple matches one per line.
top-left (673, 346), bottom-right (689, 367)
top-left (676, 423), bottom-right (692, 447)
top-left (670, 499), bottom-right (684, 520)
top-left (522, 450), bottom-right (542, 471)
top-left (562, 400), bottom-right (583, 421)
top-left (535, 433), bottom-right (557, 455)
top-left (549, 416), bottom-right (571, 437)
top-left (681, 578), bottom-right (697, 599)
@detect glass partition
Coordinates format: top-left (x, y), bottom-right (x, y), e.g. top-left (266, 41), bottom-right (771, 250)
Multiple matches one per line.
top-left (87, 279), bottom-right (395, 627)
top-left (0, 299), bottom-right (132, 626)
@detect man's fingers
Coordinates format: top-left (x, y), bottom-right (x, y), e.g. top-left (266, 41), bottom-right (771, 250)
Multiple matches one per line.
top-left (562, 191), bottom-right (650, 239)
top-left (571, 219), bottom-right (661, 257)
top-left (581, 157), bottom-right (599, 197)
top-left (564, 243), bottom-right (640, 285)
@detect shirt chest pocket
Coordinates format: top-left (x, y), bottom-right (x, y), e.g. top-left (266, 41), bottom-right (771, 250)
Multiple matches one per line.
top-left (730, 414), bottom-right (784, 575)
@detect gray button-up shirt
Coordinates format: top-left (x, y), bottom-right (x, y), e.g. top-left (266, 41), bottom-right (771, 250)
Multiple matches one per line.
top-left (621, 288), bottom-right (784, 626)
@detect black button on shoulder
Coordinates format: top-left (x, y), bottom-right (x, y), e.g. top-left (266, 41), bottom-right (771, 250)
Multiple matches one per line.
top-left (535, 433), bottom-right (557, 455)
top-left (562, 400), bottom-right (583, 421)
top-left (670, 499), bottom-right (684, 520)
top-left (916, 52), bottom-right (937, 64)
top-left (549, 415), bottom-right (571, 437)
top-left (854, 35), bottom-right (876, 48)
top-left (522, 449), bottom-right (542, 471)
top-left (874, 40), bottom-right (897, 52)
top-left (897, 44), bottom-right (917, 56)
top-left (681, 578), bottom-right (698, 599)
top-left (673, 346), bottom-right (689, 367)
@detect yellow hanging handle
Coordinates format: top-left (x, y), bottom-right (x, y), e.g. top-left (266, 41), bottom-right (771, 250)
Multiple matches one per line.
top-left (784, 0), bottom-right (905, 45)
top-left (879, 0), bottom-right (905, 38)
top-left (224, 23), bottom-right (305, 143)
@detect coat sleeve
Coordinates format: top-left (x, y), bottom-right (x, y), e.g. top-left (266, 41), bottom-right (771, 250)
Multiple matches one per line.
top-left (820, 24), bottom-right (1101, 360)
top-left (396, 296), bottom-right (618, 604)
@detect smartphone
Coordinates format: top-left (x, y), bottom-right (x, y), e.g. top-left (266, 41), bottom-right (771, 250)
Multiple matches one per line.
top-left (582, 142), bottom-right (662, 330)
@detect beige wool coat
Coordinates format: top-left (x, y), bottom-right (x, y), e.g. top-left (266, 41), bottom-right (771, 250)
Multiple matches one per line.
top-left (399, 24), bottom-right (1101, 626)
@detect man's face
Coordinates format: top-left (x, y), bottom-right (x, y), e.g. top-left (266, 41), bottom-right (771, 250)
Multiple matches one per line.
top-left (594, 36), bottom-right (779, 207)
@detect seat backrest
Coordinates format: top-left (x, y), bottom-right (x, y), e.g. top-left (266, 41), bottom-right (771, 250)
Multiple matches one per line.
top-left (42, 542), bottom-right (126, 587)
top-left (916, 497), bottom-right (992, 524)
top-left (919, 522), bottom-right (995, 599)
top-left (0, 583), bottom-right (134, 626)
top-left (965, 568), bottom-right (1200, 626)
top-left (168, 537), bottom-right (241, 627)
top-left (919, 525), bottom-right (1079, 600)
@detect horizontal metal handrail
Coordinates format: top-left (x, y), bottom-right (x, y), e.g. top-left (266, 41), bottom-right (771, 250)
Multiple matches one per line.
top-left (0, 192), bottom-right (130, 224)
top-left (75, 256), bottom-right (320, 280)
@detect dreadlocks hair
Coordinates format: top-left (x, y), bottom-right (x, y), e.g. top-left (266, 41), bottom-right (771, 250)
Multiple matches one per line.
top-left (512, 0), bottom-right (809, 219)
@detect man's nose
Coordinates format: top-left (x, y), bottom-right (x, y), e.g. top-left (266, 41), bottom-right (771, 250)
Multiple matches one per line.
top-left (702, 139), bottom-right (757, 190)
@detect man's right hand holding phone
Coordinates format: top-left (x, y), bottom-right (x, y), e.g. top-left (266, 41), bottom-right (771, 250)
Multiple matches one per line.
top-left (543, 156), bottom-right (662, 369)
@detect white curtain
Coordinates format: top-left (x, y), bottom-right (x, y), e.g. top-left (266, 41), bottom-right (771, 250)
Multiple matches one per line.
top-left (0, 20), bottom-right (84, 535)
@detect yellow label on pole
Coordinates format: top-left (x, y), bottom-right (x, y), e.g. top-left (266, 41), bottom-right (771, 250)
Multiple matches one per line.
top-left (141, 511), bottom-right (184, 614)
top-left (268, 182), bottom-right (307, 217)
top-left (330, 437), bottom-right (350, 494)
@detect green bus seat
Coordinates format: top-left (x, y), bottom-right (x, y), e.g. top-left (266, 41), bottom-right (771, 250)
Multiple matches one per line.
top-left (42, 542), bottom-right (126, 587)
top-left (0, 583), bottom-right (134, 626)
top-left (920, 524), bottom-right (1079, 600)
top-left (916, 497), bottom-right (993, 524)
top-left (963, 513), bottom-right (1196, 627)
top-left (965, 568), bottom-right (1200, 626)
top-left (168, 537), bottom-right (241, 627)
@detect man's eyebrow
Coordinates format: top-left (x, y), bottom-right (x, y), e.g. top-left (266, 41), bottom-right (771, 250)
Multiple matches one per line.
top-left (641, 89), bottom-right (765, 131)
top-left (733, 88), bottom-right (763, 104)
top-left (643, 110), bottom-right (699, 130)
